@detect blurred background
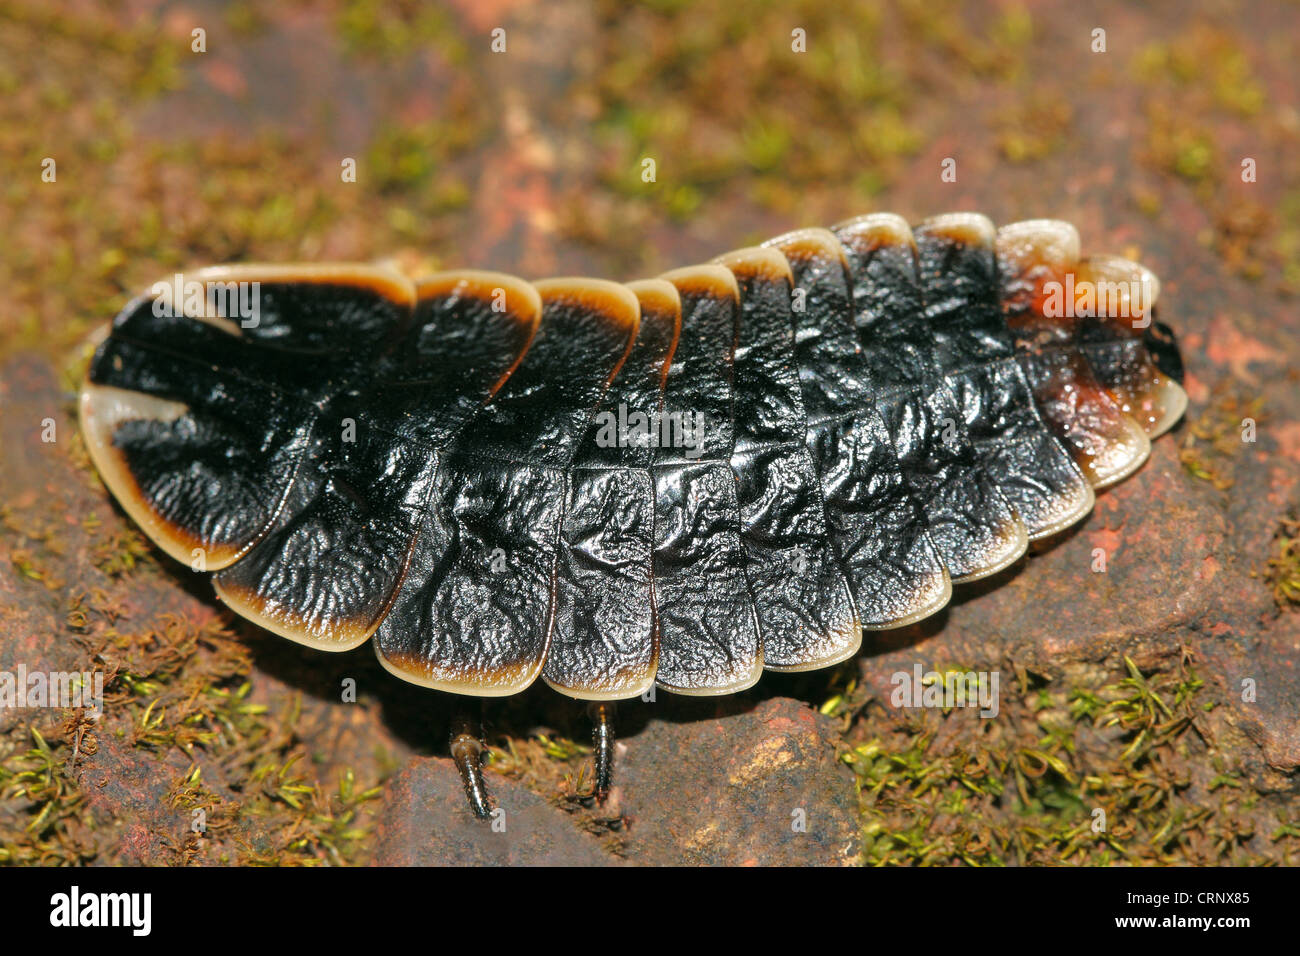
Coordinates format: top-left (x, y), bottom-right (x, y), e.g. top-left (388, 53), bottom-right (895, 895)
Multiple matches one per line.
top-left (1, 0), bottom-right (1298, 866)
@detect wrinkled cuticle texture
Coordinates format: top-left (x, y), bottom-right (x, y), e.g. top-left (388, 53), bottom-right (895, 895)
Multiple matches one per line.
top-left (82, 216), bottom-right (1184, 698)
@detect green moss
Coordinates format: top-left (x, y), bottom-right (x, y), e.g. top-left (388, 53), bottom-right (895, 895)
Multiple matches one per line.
top-left (995, 94), bottom-right (1073, 164)
top-left (225, 1), bottom-right (270, 37)
top-left (0, 607), bottom-right (389, 864)
top-left (365, 121), bottom-right (477, 205)
top-left (1179, 385), bottom-right (1263, 491)
top-left (1134, 28), bottom-right (1265, 118)
top-left (0, 727), bottom-right (91, 863)
top-left (336, 0), bottom-right (464, 63)
top-left (0, 1), bottom-right (490, 363)
top-left (1266, 517), bottom-right (1300, 609)
top-left (1129, 23), bottom-right (1291, 288)
top-left (840, 654), bottom-right (1289, 865)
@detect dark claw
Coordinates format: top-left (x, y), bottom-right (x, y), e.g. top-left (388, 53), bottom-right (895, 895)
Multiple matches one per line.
top-left (449, 700), bottom-right (492, 819)
top-left (587, 701), bottom-right (616, 802)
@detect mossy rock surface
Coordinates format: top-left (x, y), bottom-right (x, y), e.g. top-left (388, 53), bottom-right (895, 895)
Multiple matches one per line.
top-left (1, 0), bottom-right (1298, 865)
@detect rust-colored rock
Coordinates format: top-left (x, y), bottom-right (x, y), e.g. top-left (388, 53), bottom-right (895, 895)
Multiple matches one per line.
top-left (618, 697), bottom-right (858, 865)
top-left (373, 758), bottom-right (615, 866)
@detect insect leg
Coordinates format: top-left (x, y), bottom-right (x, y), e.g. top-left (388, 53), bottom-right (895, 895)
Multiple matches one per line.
top-left (588, 701), bottom-right (616, 801)
top-left (449, 698), bottom-right (492, 819)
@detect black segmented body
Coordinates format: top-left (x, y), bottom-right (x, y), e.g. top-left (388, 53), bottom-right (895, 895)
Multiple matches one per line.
top-left (80, 213), bottom-right (1186, 808)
